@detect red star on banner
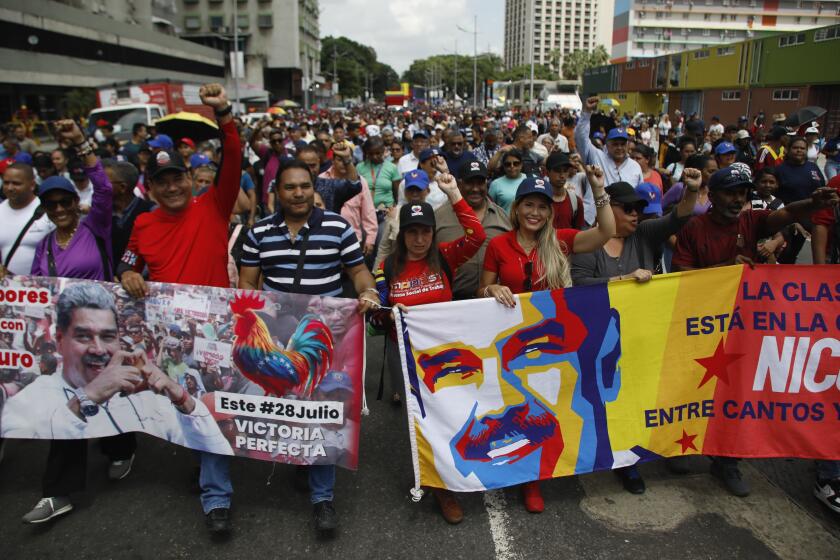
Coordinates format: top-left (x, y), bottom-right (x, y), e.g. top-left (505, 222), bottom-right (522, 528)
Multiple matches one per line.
top-left (695, 338), bottom-right (743, 389)
top-left (675, 429), bottom-right (698, 453)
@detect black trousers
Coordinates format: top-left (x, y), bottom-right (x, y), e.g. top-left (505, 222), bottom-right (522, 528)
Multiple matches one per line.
top-left (42, 433), bottom-right (137, 497)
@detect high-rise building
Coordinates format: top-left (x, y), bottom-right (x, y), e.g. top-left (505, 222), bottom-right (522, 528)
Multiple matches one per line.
top-left (176, 0), bottom-right (325, 105)
top-left (612, 0), bottom-right (840, 61)
top-left (504, 0), bottom-right (615, 72)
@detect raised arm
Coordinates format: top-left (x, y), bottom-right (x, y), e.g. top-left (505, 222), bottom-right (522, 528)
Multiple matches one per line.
top-left (764, 187), bottom-right (839, 236)
top-left (574, 97), bottom-right (600, 165)
top-left (571, 164), bottom-right (616, 253)
top-left (201, 84), bottom-right (243, 218)
top-left (436, 173), bottom-right (486, 269)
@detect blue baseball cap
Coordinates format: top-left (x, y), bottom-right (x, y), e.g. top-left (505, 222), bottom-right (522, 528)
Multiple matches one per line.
top-left (514, 176), bottom-right (552, 202)
top-left (606, 128), bottom-right (630, 141)
top-left (418, 147), bottom-right (441, 163)
top-left (714, 141), bottom-right (737, 155)
top-left (190, 153), bottom-right (212, 168)
top-left (708, 166), bottom-right (753, 191)
top-left (38, 176), bottom-right (78, 199)
top-left (412, 131), bottom-right (429, 140)
top-left (14, 152), bottom-right (32, 165)
top-left (404, 169), bottom-right (430, 191)
top-left (593, 131), bottom-right (605, 140)
top-left (635, 182), bottom-right (662, 216)
top-left (148, 134), bottom-right (174, 151)
top-left (318, 370), bottom-right (353, 394)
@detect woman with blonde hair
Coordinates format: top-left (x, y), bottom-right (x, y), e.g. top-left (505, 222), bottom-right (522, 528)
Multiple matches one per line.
top-left (477, 164), bottom-right (615, 513)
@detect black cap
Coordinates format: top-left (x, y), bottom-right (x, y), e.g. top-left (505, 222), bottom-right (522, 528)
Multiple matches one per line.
top-left (545, 151), bottom-right (573, 171)
top-left (399, 202), bottom-right (436, 230)
top-left (766, 126), bottom-right (787, 140)
top-left (146, 150), bottom-right (187, 180)
top-left (708, 167), bottom-right (753, 191)
top-left (605, 182), bottom-right (647, 206)
top-left (459, 159), bottom-right (488, 180)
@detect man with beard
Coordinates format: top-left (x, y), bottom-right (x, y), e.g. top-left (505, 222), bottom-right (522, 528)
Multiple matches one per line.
top-left (441, 129), bottom-right (476, 179)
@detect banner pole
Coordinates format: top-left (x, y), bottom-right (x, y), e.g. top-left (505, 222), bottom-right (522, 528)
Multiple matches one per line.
top-left (393, 307), bottom-right (424, 502)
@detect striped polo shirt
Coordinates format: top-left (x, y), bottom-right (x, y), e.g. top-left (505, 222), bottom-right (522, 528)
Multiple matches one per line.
top-left (240, 207), bottom-right (364, 296)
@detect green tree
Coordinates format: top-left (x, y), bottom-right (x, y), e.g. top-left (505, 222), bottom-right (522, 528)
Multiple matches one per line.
top-left (497, 64), bottom-right (556, 82)
top-left (401, 53), bottom-right (505, 101)
top-left (320, 36), bottom-right (399, 99)
top-left (60, 88), bottom-right (96, 119)
top-left (561, 45), bottom-right (610, 80)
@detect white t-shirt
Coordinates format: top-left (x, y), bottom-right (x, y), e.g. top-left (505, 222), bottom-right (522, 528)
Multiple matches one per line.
top-left (398, 152), bottom-right (420, 175)
top-left (75, 181), bottom-right (94, 208)
top-left (0, 198), bottom-right (55, 275)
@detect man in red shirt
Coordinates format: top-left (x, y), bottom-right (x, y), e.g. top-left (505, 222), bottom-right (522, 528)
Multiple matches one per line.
top-left (672, 165), bottom-right (839, 498)
top-left (117, 84), bottom-right (241, 535)
top-left (754, 126), bottom-right (787, 172)
top-left (545, 151), bottom-right (585, 229)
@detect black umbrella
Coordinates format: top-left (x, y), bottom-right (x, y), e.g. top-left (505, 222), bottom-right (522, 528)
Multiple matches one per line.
top-left (785, 106), bottom-right (826, 129)
top-left (155, 112), bottom-right (220, 144)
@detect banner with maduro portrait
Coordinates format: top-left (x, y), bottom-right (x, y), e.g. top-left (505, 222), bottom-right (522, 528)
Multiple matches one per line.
top-left (395, 265), bottom-right (840, 493)
top-left (0, 277), bottom-right (364, 470)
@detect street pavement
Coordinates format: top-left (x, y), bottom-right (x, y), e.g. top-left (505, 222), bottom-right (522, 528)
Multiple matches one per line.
top-left (0, 336), bottom-right (838, 560)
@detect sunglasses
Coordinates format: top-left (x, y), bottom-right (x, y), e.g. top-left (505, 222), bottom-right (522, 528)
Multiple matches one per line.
top-left (43, 197), bottom-right (76, 211)
top-left (504, 161), bottom-right (523, 168)
top-left (523, 261), bottom-right (533, 292)
top-left (612, 202), bottom-right (643, 214)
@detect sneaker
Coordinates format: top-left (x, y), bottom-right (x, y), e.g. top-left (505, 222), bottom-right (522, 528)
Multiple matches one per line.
top-left (521, 481), bottom-right (544, 513)
top-left (108, 454), bottom-right (135, 481)
top-left (710, 460), bottom-right (750, 497)
top-left (205, 507), bottom-right (231, 534)
top-left (616, 466), bottom-right (646, 495)
top-left (666, 456), bottom-right (691, 475)
top-left (433, 488), bottom-right (464, 524)
top-left (814, 479), bottom-right (840, 514)
top-left (313, 500), bottom-right (338, 532)
top-left (22, 497), bottom-right (73, 524)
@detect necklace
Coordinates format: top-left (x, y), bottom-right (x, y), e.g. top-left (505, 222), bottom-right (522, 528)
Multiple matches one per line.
top-left (517, 232), bottom-right (537, 254)
top-left (56, 222), bottom-right (79, 249)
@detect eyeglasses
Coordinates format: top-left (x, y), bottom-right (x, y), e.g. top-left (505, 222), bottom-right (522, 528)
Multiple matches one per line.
top-left (612, 202), bottom-right (642, 214)
top-left (523, 261), bottom-right (533, 292)
top-left (504, 161), bottom-right (523, 168)
top-left (43, 197), bottom-right (76, 211)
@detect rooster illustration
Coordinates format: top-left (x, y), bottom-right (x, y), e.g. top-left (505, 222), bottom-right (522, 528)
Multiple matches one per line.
top-left (230, 292), bottom-right (334, 398)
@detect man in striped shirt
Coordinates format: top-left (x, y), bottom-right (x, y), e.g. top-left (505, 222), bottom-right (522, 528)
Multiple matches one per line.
top-left (237, 158), bottom-right (377, 534)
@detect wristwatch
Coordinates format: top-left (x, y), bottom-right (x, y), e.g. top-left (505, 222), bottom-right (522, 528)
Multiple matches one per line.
top-left (73, 387), bottom-right (99, 418)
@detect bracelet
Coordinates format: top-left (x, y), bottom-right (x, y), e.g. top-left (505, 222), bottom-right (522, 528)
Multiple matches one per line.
top-left (361, 287), bottom-right (378, 296)
top-left (214, 103), bottom-right (233, 117)
top-left (483, 286), bottom-right (492, 298)
top-left (594, 193), bottom-right (611, 208)
top-left (74, 140), bottom-right (95, 157)
top-left (172, 388), bottom-right (189, 408)
top-left (687, 188), bottom-right (700, 193)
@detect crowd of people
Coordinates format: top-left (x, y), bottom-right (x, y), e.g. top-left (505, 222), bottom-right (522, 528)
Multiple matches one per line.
top-left (0, 84), bottom-right (838, 535)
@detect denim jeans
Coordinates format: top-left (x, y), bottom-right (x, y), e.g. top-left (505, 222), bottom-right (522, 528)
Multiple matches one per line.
top-left (309, 464), bottom-right (335, 504)
top-left (199, 452), bottom-right (233, 513)
top-left (816, 460), bottom-right (840, 482)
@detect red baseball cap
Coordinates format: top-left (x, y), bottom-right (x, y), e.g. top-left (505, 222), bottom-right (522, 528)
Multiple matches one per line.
top-left (178, 137), bottom-right (196, 149)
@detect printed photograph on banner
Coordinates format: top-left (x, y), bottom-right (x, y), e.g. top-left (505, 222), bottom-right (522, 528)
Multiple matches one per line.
top-left (0, 277), bottom-right (364, 470)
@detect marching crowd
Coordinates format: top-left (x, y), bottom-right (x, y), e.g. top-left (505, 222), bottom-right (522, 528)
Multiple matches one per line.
top-left (0, 82), bottom-right (838, 536)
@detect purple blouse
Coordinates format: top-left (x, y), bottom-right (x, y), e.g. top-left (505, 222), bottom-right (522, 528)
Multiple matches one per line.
top-left (662, 182), bottom-right (711, 216)
top-left (31, 160), bottom-right (113, 281)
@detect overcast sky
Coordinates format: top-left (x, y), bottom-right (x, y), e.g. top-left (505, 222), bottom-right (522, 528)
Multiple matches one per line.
top-left (319, 0), bottom-right (505, 75)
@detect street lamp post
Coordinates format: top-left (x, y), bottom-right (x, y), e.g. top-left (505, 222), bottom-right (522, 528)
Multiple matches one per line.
top-left (232, 0), bottom-right (241, 114)
top-left (529, 0), bottom-right (535, 111)
top-left (457, 16), bottom-right (478, 109)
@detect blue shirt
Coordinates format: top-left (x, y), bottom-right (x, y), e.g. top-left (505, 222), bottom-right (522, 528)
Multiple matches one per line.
top-left (240, 207), bottom-right (364, 296)
top-left (775, 161), bottom-right (825, 204)
top-left (240, 171), bottom-right (255, 192)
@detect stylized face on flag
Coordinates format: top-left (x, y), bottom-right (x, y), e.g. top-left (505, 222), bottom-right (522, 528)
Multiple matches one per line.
top-left (407, 286), bottom-right (622, 490)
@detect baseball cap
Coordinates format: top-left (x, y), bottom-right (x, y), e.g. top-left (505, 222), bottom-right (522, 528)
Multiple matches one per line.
top-left (459, 159), bottom-right (488, 181)
top-left (190, 153), bottom-right (212, 169)
top-left (606, 182), bottom-right (647, 206)
top-left (593, 131), bottom-right (605, 140)
top-left (148, 134), bottom-right (174, 151)
top-left (635, 183), bottom-right (662, 216)
top-left (146, 150), bottom-right (187, 180)
top-left (545, 151), bottom-right (573, 171)
top-left (736, 130), bottom-right (751, 140)
top-left (514, 176), bottom-right (552, 202)
top-left (14, 152), bottom-right (32, 165)
top-left (366, 124), bottom-right (381, 137)
top-left (404, 169), bottom-right (430, 191)
top-left (412, 131), bottom-right (429, 140)
top-left (766, 126), bottom-right (787, 141)
top-left (178, 137), bottom-right (196, 149)
top-left (38, 176), bottom-right (78, 199)
top-left (318, 371), bottom-right (353, 394)
top-left (708, 166), bottom-right (753, 191)
top-left (606, 128), bottom-right (629, 141)
top-left (805, 126), bottom-right (819, 134)
top-left (714, 141), bottom-right (737, 155)
top-left (399, 202), bottom-right (435, 230)
top-left (418, 147), bottom-right (441, 163)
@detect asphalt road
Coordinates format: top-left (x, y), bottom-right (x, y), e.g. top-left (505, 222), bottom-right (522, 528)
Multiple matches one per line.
top-left (0, 335), bottom-right (837, 560)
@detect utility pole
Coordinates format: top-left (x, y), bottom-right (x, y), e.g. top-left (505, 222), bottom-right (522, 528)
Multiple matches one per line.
top-left (473, 15), bottom-right (478, 109)
top-left (232, 0), bottom-right (240, 114)
top-left (529, 0), bottom-right (535, 111)
top-left (454, 40), bottom-right (458, 103)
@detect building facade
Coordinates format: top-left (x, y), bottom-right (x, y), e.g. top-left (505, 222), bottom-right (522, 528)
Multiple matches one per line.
top-left (177, 0), bottom-right (325, 106)
top-left (504, 0), bottom-right (615, 72)
top-left (583, 24), bottom-right (840, 136)
top-left (612, 0), bottom-right (840, 62)
top-left (0, 0), bottom-right (224, 122)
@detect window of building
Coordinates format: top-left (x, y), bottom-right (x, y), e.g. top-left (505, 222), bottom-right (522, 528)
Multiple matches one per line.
top-left (721, 90), bottom-right (741, 100)
top-left (208, 0), bottom-right (223, 3)
top-left (236, 14), bottom-right (249, 29)
top-left (638, 59), bottom-right (651, 67)
top-left (772, 89), bottom-right (800, 101)
top-left (183, 0), bottom-right (199, 4)
top-left (814, 25), bottom-right (840, 42)
top-left (694, 49), bottom-right (710, 59)
top-left (184, 16), bottom-right (201, 30)
top-left (717, 46), bottom-right (735, 55)
top-left (209, 15), bottom-right (224, 30)
top-left (258, 13), bottom-right (273, 28)
top-left (779, 33), bottom-right (806, 47)
top-left (626, 61), bottom-right (635, 69)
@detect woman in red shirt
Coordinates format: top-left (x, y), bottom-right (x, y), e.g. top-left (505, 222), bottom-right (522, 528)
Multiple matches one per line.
top-left (478, 164), bottom-right (615, 513)
top-left (370, 171), bottom-right (485, 525)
